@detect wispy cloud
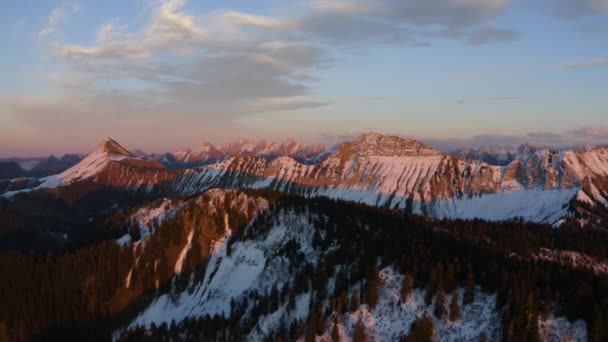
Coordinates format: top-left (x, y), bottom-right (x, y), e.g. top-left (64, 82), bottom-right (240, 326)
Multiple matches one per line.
top-left (38, 1), bottom-right (80, 38)
top-left (466, 27), bottom-right (520, 45)
top-left (15, 0), bottom-right (524, 133)
top-left (425, 126), bottom-right (608, 150)
top-left (557, 58), bottom-right (608, 69)
top-left (540, 0), bottom-right (608, 19)
top-left (460, 56), bottom-right (608, 78)
top-left (57, 0), bottom-right (205, 59)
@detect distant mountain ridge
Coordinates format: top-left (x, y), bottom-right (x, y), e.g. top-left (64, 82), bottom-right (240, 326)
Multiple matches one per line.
top-left (0, 161), bottom-right (26, 180)
top-left (3, 132), bottom-right (607, 227)
top-left (0, 154), bottom-right (82, 180)
top-left (138, 138), bottom-right (330, 169)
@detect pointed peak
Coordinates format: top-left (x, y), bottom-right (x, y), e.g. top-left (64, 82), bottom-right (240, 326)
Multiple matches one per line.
top-left (281, 138), bottom-right (299, 146)
top-left (96, 137), bottom-right (133, 157)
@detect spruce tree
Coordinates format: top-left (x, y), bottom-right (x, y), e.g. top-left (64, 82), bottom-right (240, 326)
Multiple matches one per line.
top-left (350, 290), bottom-right (360, 312)
top-left (353, 319), bottom-right (367, 342)
top-left (401, 274), bottom-right (413, 302)
top-left (434, 288), bottom-right (447, 320)
top-left (464, 272), bottom-right (475, 305)
top-left (331, 319), bottom-right (340, 342)
top-left (405, 314), bottom-right (434, 342)
top-left (449, 291), bottom-right (460, 322)
top-left (541, 285), bottom-right (552, 321)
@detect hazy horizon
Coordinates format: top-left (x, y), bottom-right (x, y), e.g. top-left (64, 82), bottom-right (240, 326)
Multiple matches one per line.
top-left (2, 128), bottom-right (608, 158)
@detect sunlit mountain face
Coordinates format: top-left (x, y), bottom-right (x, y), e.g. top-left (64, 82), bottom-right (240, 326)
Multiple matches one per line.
top-left (1, 133), bottom-right (607, 341)
top-left (2, 0), bottom-right (608, 341)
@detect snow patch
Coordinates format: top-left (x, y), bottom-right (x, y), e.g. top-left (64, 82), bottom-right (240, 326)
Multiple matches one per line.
top-left (174, 229), bottom-right (194, 274)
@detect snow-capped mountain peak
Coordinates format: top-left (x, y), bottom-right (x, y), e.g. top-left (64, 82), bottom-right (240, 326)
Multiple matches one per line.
top-left (46, 137), bottom-right (169, 187)
top-left (97, 137), bottom-right (133, 157)
top-left (173, 142), bottom-right (223, 164)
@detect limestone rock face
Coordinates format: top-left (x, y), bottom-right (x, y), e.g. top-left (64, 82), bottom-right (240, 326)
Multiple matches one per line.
top-left (8, 134), bottom-right (608, 225)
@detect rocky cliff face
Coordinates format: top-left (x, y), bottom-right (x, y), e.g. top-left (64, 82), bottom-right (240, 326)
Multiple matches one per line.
top-left (112, 189), bottom-right (269, 296)
top-left (167, 133), bottom-right (608, 224)
top-left (5, 134), bottom-right (608, 225)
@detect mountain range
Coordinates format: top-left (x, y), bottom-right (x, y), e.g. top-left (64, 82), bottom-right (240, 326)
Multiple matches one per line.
top-left (4, 133), bottom-right (606, 227)
top-left (2, 133), bottom-right (608, 341)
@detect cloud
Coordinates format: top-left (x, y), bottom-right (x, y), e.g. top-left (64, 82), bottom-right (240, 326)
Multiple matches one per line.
top-left (466, 27), bottom-right (520, 45)
top-left (566, 126), bottom-right (608, 139)
top-left (540, 0), bottom-right (608, 19)
top-left (279, 0), bottom-right (518, 46)
top-left (57, 0), bottom-right (205, 59)
top-left (460, 56), bottom-right (608, 78)
top-left (6, 0), bottom-right (527, 150)
top-left (35, 0), bottom-right (519, 115)
top-left (425, 126), bottom-right (608, 150)
top-left (38, 1), bottom-right (80, 37)
top-left (557, 58), bottom-right (608, 69)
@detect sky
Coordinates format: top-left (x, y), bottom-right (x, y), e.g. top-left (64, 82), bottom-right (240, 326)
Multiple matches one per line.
top-left (0, 0), bottom-right (607, 156)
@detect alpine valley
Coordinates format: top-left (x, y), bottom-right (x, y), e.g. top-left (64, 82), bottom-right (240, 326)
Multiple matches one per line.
top-left (1, 133), bottom-right (608, 342)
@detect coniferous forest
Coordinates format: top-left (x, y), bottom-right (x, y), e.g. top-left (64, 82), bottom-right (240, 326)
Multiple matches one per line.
top-left (1, 189), bottom-right (608, 341)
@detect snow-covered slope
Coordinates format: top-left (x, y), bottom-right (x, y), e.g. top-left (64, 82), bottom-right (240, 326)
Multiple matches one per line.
top-left (113, 189), bottom-right (270, 297)
top-left (114, 193), bottom-right (588, 341)
top-left (2, 137), bottom-right (176, 198)
top-left (173, 142), bottom-right (224, 165)
top-left (167, 133), bottom-right (608, 225)
top-left (124, 206), bottom-right (314, 330)
top-left (218, 138), bottom-right (328, 162)
top-left (6, 134), bottom-right (608, 225)
top-left (47, 137), bottom-right (174, 191)
top-left (57, 137), bottom-right (134, 183)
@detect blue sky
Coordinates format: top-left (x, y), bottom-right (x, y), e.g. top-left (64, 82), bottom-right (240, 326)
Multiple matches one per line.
top-left (1, 0), bottom-right (607, 156)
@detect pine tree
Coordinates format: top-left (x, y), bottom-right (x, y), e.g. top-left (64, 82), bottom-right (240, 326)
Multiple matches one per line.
top-left (366, 266), bottom-right (380, 308)
top-left (305, 312), bottom-right (318, 342)
top-left (339, 291), bottom-right (348, 314)
top-left (541, 285), bottom-right (552, 321)
top-left (449, 291), bottom-right (460, 322)
top-left (401, 274), bottom-right (413, 302)
top-left (350, 290), bottom-right (360, 312)
top-left (353, 319), bottom-right (367, 342)
top-left (315, 306), bottom-right (325, 336)
top-left (525, 313), bottom-right (542, 342)
top-left (464, 272), bottom-right (475, 305)
top-left (405, 314), bottom-right (434, 342)
top-left (331, 319), bottom-right (340, 342)
top-left (424, 267), bottom-right (439, 306)
top-left (434, 288), bottom-right (447, 320)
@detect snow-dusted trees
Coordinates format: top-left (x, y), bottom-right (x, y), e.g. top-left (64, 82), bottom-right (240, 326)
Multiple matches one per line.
top-left (7, 190), bottom-right (608, 341)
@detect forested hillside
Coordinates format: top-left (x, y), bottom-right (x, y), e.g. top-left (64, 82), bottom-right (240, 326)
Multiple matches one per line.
top-left (2, 189), bottom-right (608, 341)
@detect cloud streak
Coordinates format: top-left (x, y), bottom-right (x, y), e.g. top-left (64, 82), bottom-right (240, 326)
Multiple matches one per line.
top-left (425, 126), bottom-right (608, 150)
top-left (38, 1), bottom-right (80, 37)
top-left (18, 0), bottom-right (524, 132)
